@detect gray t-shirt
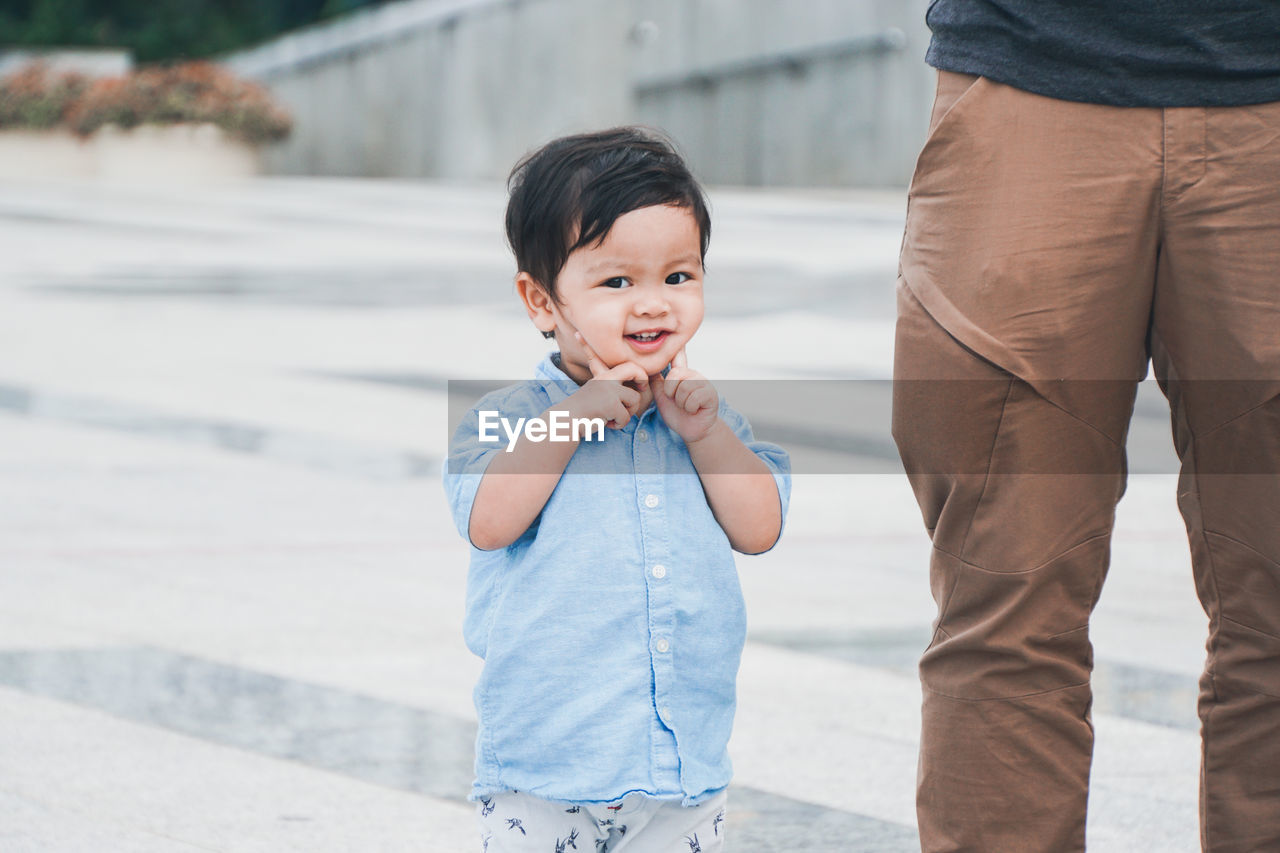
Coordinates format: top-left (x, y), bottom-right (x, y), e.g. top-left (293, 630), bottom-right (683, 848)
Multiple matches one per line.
top-left (926, 0), bottom-right (1280, 107)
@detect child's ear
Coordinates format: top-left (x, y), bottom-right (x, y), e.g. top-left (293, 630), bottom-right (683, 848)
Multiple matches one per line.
top-left (516, 272), bottom-right (558, 337)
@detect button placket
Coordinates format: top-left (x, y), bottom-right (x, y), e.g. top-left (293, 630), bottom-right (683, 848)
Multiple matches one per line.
top-left (635, 422), bottom-right (677, 746)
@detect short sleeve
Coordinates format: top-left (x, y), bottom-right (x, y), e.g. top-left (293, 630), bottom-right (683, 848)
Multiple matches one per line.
top-left (442, 397), bottom-right (506, 549)
top-left (718, 397), bottom-right (792, 553)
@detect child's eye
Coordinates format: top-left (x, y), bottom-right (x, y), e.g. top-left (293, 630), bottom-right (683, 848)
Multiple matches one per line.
top-left (666, 272), bottom-right (693, 285)
top-left (600, 277), bottom-right (630, 289)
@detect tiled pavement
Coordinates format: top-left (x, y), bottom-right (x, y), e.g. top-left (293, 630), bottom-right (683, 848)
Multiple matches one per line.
top-left (0, 178), bottom-right (1207, 851)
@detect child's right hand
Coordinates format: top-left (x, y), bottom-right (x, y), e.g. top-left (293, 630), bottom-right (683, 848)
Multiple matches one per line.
top-left (568, 332), bottom-right (649, 429)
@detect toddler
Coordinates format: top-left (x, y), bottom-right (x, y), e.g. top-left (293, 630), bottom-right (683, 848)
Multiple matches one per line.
top-left (444, 127), bottom-right (790, 853)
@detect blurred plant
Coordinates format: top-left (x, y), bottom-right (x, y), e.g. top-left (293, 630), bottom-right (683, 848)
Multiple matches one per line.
top-left (0, 61), bottom-right (292, 143)
top-left (0, 63), bottom-right (87, 129)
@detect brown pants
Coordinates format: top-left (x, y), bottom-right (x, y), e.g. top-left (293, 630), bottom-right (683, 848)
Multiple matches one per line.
top-left (893, 72), bottom-right (1280, 852)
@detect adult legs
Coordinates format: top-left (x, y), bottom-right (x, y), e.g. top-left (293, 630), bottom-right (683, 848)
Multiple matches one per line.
top-left (1150, 100), bottom-right (1280, 852)
top-left (894, 284), bottom-right (1137, 852)
top-left (894, 73), bottom-right (1161, 851)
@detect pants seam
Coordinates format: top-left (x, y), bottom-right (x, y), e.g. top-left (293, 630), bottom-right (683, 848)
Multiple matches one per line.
top-left (1196, 392), bottom-right (1280, 441)
top-left (932, 531), bottom-right (1112, 576)
top-left (922, 679), bottom-right (1090, 703)
top-left (927, 574), bottom-right (960, 653)
top-left (1047, 624), bottom-right (1089, 641)
top-left (1203, 528), bottom-right (1280, 571)
top-left (1219, 614), bottom-right (1280, 645)
top-left (1047, 398), bottom-right (1126, 450)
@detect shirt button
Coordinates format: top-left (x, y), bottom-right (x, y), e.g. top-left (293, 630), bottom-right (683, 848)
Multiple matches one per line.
top-left (644, 494), bottom-right (659, 508)
top-left (655, 638), bottom-right (670, 653)
top-left (637, 429), bottom-right (648, 442)
top-left (651, 564), bottom-right (666, 579)
top-left (659, 706), bottom-right (672, 721)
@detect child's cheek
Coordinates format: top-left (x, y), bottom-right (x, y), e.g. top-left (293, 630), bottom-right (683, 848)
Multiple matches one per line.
top-left (684, 303), bottom-right (705, 337)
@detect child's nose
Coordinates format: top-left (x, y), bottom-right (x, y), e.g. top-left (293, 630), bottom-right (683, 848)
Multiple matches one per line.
top-left (632, 286), bottom-right (670, 315)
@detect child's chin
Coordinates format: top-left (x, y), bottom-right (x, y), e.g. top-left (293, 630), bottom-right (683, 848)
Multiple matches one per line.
top-left (611, 344), bottom-right (675, 372)
top-left (639, 352), bottom-right (674, 372)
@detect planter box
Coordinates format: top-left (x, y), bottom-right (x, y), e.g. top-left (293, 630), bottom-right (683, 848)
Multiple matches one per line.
top-left (0, 123), bottom-right (263, 182)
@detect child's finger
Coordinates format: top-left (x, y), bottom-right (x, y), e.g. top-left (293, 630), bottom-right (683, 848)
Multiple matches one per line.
top-left (649, 373), bottom-right (667, 400)
top-left (575, 332), bottom-right (608, 378)
top-left (612, 361), bottom-right (649, 388)
top-left (687, 386), bottom-right (715, 414)
top-left (664, 380), bottom-right (682, 408)
top-left (663, 373), bottom-right (684, 403)
top-left (624, 374), bottom-right (649, 399)
top-left (683, 379), bottom-right (711, 412)
top-left (679, 384), bottom-right (700, 412)
top-left (671, 347), bottom-right (688, 369)
top-left (618, 385), bottom-right (641, 412)
top-left (675, 378), bottom-right (699, 410)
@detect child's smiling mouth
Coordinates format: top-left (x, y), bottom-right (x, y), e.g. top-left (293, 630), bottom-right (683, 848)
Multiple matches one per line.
top-left (625, 329), bottom-right (671, 353)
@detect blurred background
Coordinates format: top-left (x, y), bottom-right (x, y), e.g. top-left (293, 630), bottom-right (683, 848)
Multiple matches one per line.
top-left (2, 0), bottom-right (935, 185)
top-left (0, 1), bottom-right (1208, 851)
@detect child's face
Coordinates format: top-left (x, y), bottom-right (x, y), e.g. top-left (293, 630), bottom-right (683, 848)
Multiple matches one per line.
top-left (524, 204), bottom-right (705, 384)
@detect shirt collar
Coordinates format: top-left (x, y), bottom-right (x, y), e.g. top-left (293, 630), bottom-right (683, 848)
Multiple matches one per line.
top-left (534, 352), bottom-right (582, 407)
top-left (533, 351), bottom-right (666, 418)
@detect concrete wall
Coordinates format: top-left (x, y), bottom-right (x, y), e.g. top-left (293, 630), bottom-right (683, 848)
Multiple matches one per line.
top-left (0, 125), bottom-right (261, 183)
top-left (227, 0), bottom-right (934, 187)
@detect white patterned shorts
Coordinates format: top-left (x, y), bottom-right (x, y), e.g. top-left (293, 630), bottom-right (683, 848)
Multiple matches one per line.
top-left (476, 789), bottom-right (728, 852)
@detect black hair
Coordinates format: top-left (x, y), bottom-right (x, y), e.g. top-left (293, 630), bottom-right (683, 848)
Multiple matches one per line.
top-left (505, 126), bottom-right (711, 304)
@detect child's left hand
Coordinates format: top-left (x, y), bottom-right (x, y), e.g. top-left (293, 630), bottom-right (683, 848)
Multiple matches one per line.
top-left (652, 348), bottom-right (719, 444)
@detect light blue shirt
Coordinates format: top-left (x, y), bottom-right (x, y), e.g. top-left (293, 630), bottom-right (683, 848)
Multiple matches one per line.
top-left (443, 354), bottom-right (790, 805)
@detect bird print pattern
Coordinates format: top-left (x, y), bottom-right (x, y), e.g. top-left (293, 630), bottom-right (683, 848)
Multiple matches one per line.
top-left (474, 791), bottom-right (725, 851)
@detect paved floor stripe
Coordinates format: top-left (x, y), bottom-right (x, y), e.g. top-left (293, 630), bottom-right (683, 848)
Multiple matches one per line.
top-left (751, 627), bottom-right (1200, 730)
top-left (0, 646), bottom-right (918, 851)
top-left (0, 384), bottom-right (437, 480)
